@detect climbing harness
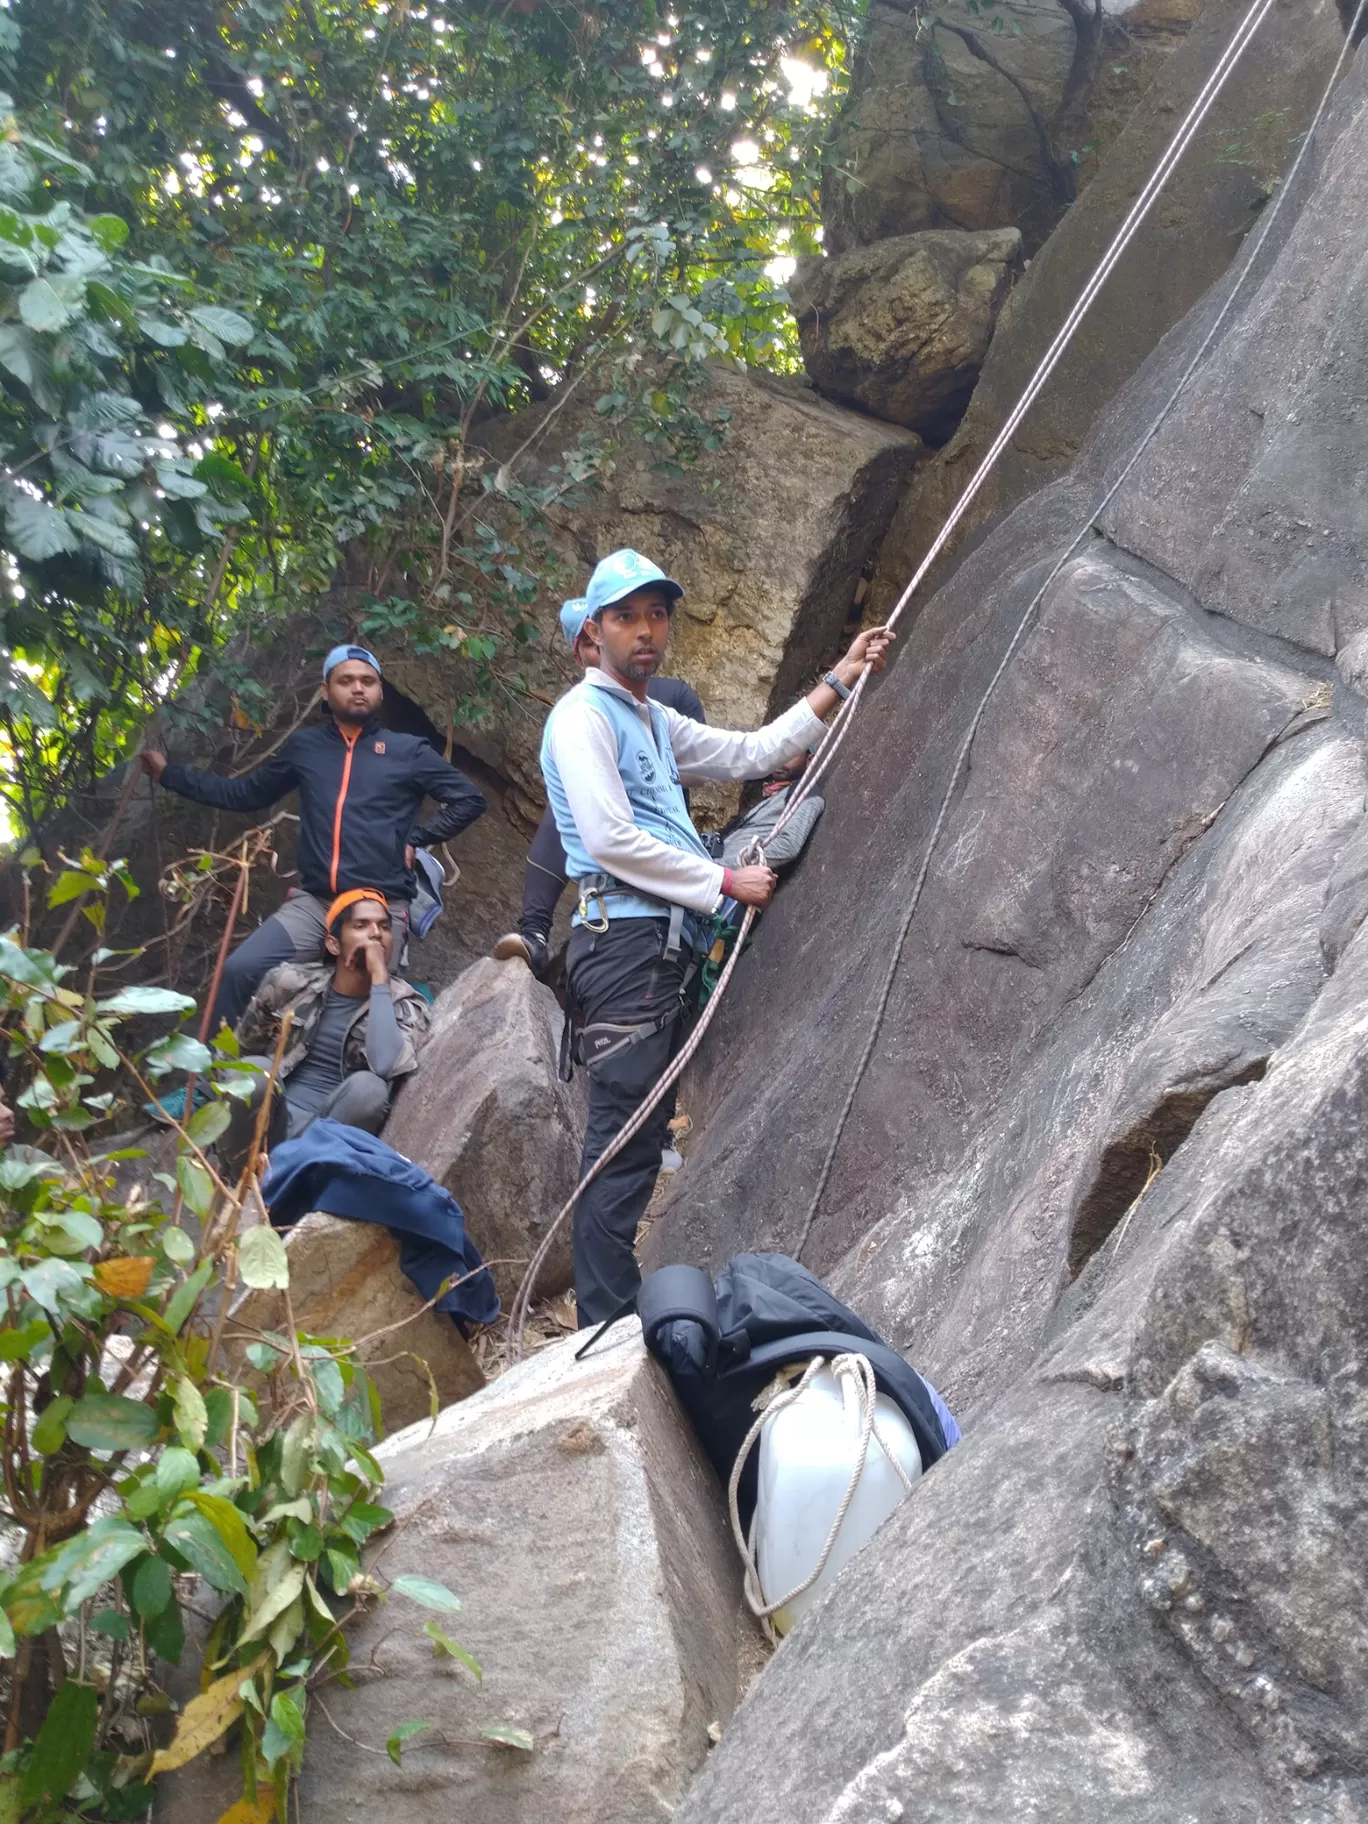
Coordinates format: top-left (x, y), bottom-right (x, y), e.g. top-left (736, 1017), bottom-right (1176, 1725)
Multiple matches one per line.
top-left (508, 0), bottom-right (1363, 1357)
top-left (727, 1352), bottom-right (916, 1643)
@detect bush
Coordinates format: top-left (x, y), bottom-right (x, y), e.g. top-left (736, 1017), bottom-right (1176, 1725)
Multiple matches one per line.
top-left (0, 854), bottom-right (503, 1821)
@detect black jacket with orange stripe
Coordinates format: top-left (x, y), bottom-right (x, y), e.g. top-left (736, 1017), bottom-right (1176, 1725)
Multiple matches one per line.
top-left (161, 717), bottom-right (485, 900)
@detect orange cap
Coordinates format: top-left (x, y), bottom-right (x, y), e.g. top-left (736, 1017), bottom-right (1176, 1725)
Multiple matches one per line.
top-left (326, 888), bottom-right (390, 932)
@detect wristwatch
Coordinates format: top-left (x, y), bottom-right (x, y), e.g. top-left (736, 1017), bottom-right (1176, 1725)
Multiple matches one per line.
top-left (823, 669), bottom-right (852, 700)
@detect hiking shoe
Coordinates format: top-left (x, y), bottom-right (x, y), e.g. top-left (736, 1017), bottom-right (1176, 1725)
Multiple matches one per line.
top-left (493, 930), bottom-right (550, 979)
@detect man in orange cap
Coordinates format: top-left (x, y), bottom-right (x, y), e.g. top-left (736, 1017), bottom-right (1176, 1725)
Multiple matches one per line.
top-left (218, 889), bottom-right (430, 1177)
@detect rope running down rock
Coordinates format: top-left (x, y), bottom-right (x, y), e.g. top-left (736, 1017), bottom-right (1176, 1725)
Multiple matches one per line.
top-left (789, 0), bottom-right (1367, 1260)
top-left (507, 0), bottom-right (1331, 1355)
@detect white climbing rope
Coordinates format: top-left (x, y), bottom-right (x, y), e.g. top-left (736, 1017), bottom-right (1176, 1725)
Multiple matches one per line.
top-left (727, 1352), bottom-right (916, 1644)
top-left (508, 0), bottom-right (1355, 1355)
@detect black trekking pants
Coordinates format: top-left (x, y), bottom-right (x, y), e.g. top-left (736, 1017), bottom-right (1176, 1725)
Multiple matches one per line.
top-left (567, 916), bottom-right (688, 1326)
top-left (520, 806), bottom-right (569, 943)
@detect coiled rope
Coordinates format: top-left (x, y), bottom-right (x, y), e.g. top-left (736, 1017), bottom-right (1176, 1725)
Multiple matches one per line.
top-left (727, 1352), bottom-right (916, 1644)
top-left (509, 0), bottom-right (1356, 1355)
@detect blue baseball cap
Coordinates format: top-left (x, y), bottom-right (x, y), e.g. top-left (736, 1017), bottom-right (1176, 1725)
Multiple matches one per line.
top-left (585, 549), bottom-right (684, 617)
top-left (322, 643), bottom-right (382, 681)
top-left (559, 597), bottom-right (592, 646)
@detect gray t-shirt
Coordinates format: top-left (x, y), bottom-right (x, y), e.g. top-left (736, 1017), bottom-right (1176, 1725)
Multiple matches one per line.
top-left (284, 984), bottom-right (404, 1121)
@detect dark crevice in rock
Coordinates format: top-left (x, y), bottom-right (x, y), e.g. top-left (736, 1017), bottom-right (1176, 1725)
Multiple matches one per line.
top-left (763, 440), bottom-right (923, 722)
top-left (1068, 1063), bottom-right (1268, 1280)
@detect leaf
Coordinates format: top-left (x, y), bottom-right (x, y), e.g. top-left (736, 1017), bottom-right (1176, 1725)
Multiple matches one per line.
top-left (87, 213), bottom-right (130, 251)
top-left (146, 1032), bottom-right (213, 1076)
top-left (156, 1445), bottom-right (201, 1501)
top-left (163, 1510), bottom-right (249, 1597)
top-left (261, 1690), bottom-right (305, 1767)
top-left (96, 985), bottom-right (196, 1016)
top-left (238, 1563), bottom-right (305, 1646)
top-left (173, 1374), bottom-right (208, 1450)
top-left (323, 1546), bottom-right (358, 1595)
top-left (18, 275), bottom-right (76, 333)
top-left (138, 315), bottom-right (188, 348)
top-left (215, 1795), bottom-right (276, 1824)
top-left (424, 1620), bottom-right (482, 1679)
top-left (5, 492), bottom-right (79, 560)
top-left (45, 869), bottom-right (100, 910)
top-left (164, 1256), bottom-right (215, 1334)
top-left (132, 1554), bottom-right (173, 1620)
top-left (0, 1317), bottom-right (50, 1361)
top-left (36, 1516), bottom-right (147, 1608)
top-left (70, 507), bottom-right (139, 558)
top-left (21, 1680), bottom-right (98, 1808)
top-left (31, 1394), bottom-right (73, 1456)
top-left (176, 1154), bottom-right (215, 1219)
top-left (190, 305), bottom-right (255, 346)
top-left (389, 1573), bottom-right (462, 1613)
top-left (88, 1608), bottom-right (130, 1641)
top-left (186, 1491), bottom-right (258, 1582)
top-left (150, 1659), bottom-right (265, 1775)
top-left (186, 1098), bottom-right (231, 1147)
top-left (94, 1256), bottom-right (156, 1299)
top-left (385, 1720), bottom-right (431, 1766)
top-left (0, 324), bottom-right (39, 387)
top-left (66, 1392), bottom-right (159, 1452)
top-left (238, 1224), bottom-right (289, 1290)
top-left (482, 1724), bottom-right (535, 1752)
top-left (21, 1257), bottom-right (90, 1313)
top-left (160, 1224), bottom-right (195, 1265)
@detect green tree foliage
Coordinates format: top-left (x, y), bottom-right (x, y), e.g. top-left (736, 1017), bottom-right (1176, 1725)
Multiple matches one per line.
top-left (0, 858), bottom-right (506, 1819)
top-left (3, 0), bottom-right (863, 836)
top-left (0, 86), bottom-right (256, 837)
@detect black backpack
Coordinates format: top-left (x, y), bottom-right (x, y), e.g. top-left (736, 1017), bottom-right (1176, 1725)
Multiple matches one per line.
top-left (636, 1251), bottom-right (953, 1526)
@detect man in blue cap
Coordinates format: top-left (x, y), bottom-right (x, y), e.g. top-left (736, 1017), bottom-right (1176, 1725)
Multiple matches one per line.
top-left (493, 597), bottom-right (706, 979)
top-left (140, 643), bottom-right (485, 1034)
top-left (541, 548), bottom-right (893, 1326)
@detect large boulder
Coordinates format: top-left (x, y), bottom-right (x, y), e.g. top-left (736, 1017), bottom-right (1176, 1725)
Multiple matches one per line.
top-left (821, 0), bottom-right (1198, 258)
top-left (646, 38), bottom-right (1368, 1824)
top-left (790, 229), bottom-right (1022, 438)
top-left (384, 957), bottom-right (588, 1300)
top-left (869, 0), bottom-right (1345, 619)
top-left (385, 363), bottom-right (920, 830)
top-left (230, 1212), bottom-right (485, 1434)
top-left (295, 1321), bottom-right (757, 1824)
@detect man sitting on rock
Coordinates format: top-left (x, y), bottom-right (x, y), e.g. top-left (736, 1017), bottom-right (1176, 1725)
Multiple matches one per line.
top-left (541, 547), bottom-right (893, 1327)
top-left (218, 889), bottom-right (430, 1179)
top-left (140, 644), bottom-right (485, 1037)
top-left (494, 597), bottom-right (706, 979)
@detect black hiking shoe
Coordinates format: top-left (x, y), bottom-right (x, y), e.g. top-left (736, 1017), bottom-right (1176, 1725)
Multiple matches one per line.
top-left (493, 930), bottom-right (551, 980)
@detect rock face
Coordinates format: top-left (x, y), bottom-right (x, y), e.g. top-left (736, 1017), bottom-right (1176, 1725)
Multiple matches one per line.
top-left (295, 1321), bottom-right (756, 1824)
top-left (821, 0), bottom-right (1198, 259)
top-left (387, 363), bottom-right (920, 830)
top-left (790, 230), bottom-right (1022, 439)
top-left (870, 0), bottom-right (1345, 618)
top-left (230, 1212), bottom-right (484, 1434)
top-left (653, 44), bottom-right (1368, 1824)
top-left (384, 957), bottom-right (588, 1300)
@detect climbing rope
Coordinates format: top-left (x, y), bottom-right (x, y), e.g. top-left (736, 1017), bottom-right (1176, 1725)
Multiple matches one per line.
top-left (727, 1352), bottom-right (916, 1644)
top-left (509, 0), bottom-right (1356, 1354)
top-left (789, 0), bottom-right (1368, 1260)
